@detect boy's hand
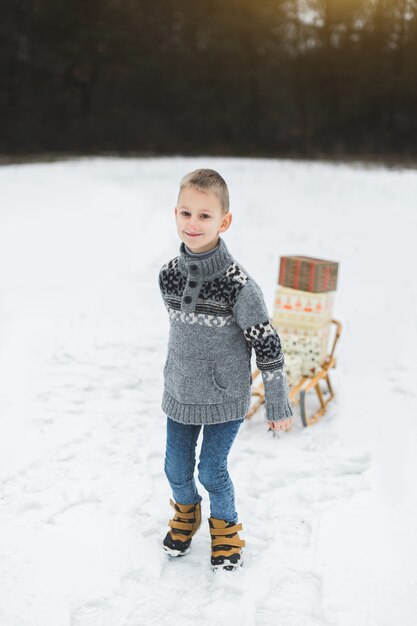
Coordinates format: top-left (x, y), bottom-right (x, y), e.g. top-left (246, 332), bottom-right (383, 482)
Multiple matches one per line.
top-left (267, 417), bottom-right (293, 432)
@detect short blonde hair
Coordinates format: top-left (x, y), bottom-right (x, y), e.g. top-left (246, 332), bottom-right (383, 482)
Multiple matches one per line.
top-left (178, 169), bottom-right (229, 214)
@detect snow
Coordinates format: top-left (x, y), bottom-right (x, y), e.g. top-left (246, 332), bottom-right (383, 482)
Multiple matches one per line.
top-left (0, 156), bottom-right (416, 626)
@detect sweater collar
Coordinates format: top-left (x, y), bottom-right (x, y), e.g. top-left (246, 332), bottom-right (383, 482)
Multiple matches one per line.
top-left (184, 239), bottom-right (220, 259)
top-left (178, 237), bottom-right (233, 279)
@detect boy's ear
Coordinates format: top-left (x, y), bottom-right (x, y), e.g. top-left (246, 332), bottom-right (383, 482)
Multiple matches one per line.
top-left (220, 212), bottom-right (232, 232)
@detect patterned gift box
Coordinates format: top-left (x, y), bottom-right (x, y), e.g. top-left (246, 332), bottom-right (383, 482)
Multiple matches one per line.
top-left (283, 354), bottom-right (303, 387)
top-left (278, 255), bottom-right (339, 293)
top-left (273, 286), bottom-right (335, 329)
top-left (278, 322), bottom-right (330, 377)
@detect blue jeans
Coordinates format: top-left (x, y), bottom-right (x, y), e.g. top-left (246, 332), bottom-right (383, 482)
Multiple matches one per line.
top-left (164, 415), bottom-right (244, 524)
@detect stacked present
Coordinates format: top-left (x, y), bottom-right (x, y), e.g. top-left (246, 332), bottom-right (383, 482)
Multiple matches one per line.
top-left (273, 256), bottom-right (339, 385)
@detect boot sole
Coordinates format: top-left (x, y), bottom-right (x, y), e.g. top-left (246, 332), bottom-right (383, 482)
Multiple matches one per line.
top-left (162, 544), bottom-right (191, 558)
top-left (212, 559), bottom-right (244, 572)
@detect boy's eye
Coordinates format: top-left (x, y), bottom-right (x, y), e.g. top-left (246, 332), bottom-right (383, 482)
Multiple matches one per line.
top-left (180, 211), bottom-right (211, 219)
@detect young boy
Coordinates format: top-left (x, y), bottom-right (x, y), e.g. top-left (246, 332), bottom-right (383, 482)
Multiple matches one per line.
top-left (159, 168), bottom-right (293, 572)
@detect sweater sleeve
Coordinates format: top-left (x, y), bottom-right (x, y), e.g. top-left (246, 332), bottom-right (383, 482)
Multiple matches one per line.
top-left (233, 279), bottom-right (293, 422)
top-left (158, 266), bottom-right (165, 298)
top-left (158, 263), bottom-right (170, 309)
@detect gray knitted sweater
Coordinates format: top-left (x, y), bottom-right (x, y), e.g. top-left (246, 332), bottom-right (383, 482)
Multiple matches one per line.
top-left (158, 237), bottom-right (293, 425)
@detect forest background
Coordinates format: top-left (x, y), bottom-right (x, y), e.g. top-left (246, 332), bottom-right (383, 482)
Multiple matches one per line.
top-left (1, 0), bottom-right (417, 160)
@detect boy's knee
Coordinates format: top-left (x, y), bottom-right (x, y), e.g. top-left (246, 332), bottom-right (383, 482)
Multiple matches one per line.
top-left (198, 463), bottom-right (227, 490)
top-left (164, 460), bottom-right (178, 483)
top-left (163, 460), bottom-right (169, 478)
top-left (164, 461), bottom-right (193, 487)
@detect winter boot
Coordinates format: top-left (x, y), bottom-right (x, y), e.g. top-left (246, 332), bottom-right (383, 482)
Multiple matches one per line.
top-left (208, 516), bottom-right (245, 571)
top-left (162, 498), bottom-right (201, 557)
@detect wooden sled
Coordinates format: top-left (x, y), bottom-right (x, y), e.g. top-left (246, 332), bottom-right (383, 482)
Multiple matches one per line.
top-left (246, 319), bottom-right (342, 428)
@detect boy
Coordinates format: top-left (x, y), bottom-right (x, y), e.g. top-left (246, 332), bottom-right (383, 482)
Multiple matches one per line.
top-left (159, 169), bottom-right (292, 572)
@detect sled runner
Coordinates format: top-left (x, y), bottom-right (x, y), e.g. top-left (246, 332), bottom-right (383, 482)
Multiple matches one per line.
top-left (246, 319), bottom-right (342, 428)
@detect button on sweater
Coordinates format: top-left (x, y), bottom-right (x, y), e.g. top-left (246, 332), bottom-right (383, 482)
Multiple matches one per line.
top-left (158, 236), bottom-right (293, 425)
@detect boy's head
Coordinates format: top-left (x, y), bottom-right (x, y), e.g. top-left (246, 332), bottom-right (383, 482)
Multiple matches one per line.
top-left (175, 169), bottom-right (232, 253)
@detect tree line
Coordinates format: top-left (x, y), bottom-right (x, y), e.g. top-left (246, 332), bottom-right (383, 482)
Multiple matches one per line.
top-left (1, 0), bottom-right (417, 158)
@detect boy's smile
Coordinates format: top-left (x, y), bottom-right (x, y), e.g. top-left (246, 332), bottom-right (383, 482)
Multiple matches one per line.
top-left (175, 185), bottom-right (232, 253)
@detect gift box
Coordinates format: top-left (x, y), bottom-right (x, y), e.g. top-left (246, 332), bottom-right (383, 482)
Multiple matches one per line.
top-left (278, 255), bottom-right (339, 293)
top-left (278, 322), bottom-right (330, 377)
top-left (283, 354), bottom-right (303, 387)
top-left (273, 286), bottom-right (335, 329)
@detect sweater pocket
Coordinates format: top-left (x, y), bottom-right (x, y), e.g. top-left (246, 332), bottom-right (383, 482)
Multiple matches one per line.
top-left (164, 349), bottom-right (227, 405)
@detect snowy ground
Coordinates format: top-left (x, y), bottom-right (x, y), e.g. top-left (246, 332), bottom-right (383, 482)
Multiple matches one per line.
top-left (0, 157), bottom-right (416, 626)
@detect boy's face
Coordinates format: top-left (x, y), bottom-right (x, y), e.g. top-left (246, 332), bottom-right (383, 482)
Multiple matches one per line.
top-left (175, 185), bottom-right (232, 253)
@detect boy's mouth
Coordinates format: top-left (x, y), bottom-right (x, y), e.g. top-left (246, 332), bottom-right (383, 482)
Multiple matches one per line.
top-left (185, 232), bottom-right (202, 237)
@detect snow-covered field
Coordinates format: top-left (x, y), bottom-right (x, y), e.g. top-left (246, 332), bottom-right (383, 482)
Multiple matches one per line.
top-left (0, 157), bottom-right (416, 626)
